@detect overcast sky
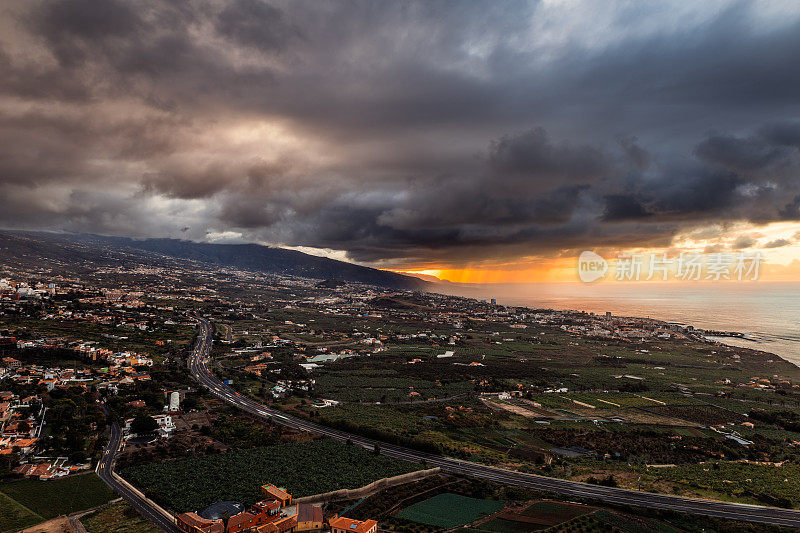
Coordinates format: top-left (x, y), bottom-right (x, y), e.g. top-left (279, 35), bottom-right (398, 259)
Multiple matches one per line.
top-left (2, 0), bottom-right (800, 270)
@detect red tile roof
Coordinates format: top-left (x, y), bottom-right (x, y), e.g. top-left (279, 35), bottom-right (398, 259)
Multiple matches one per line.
top-left (297, 503), bottom-right (322, 523)
top-left (329, 517), bottom-right (378, 533)
top-left (261, 484), bottom-right (291, 502)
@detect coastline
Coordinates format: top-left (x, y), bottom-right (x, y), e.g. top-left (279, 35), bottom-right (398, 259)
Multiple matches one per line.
top-left (427, 283), bottom-right (800, 370)
top-left (704, 334), bottom-right (799, 368)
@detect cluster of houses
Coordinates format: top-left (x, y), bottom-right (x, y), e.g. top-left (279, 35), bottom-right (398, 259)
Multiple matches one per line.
top-left (0, 279), bottom-right (55, 300)
top-left (0, 341), bottom-right (154, 394)
top-left (0, 357), bottom-right (95, 390)
top-left (176, 484), bottom-right (377, 533)
top-left (0, 343), bottom-right (174, 458)
top-left (1, 273), bottom-right (196, 352)
top-left (558, 316), bottom-right (679, 342)
top-left (1, 277), bottom-right (148, 311)
top-left (12, 457), bottom-right (90, 479)
top-left (14, 336), bottom-right (154, 369)
top-left (73, 342), bottom-right (154, 367)
top-left (243, 351), bottom-right (273, 376)
top-left (0, 390), bottom-right (43, 457)
top-left (737, 376), bottom-right (794, 391)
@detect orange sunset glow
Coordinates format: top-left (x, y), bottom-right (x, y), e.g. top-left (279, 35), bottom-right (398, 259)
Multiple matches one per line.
top-left (396, 221), bottom-right (800, 283)
top-left (5, 1), bottom-right (800, 526)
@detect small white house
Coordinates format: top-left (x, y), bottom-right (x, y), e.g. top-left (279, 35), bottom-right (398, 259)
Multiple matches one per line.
top-left (123, 414), bottom-right (175, 439)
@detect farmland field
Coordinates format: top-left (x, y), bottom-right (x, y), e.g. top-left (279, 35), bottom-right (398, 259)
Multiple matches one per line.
top-left (645, 461), bottom-right (800, 506)
top-left (396, 493), bottom-right (505, 528)
top-left (469, 500), bottom-right (594, 532)
top-left (471, 517), bottom-right (538, 532)
top-left (0, 490), bottom-right (42, 532)
top-left (84, 502), bottom-right (161, 533)
top-left (637, 404), bottom-right (746, 425)
top-left (314, 372), bottom-right (473, 403)
top-left (588, 509), bottom-right (683, 533)
top-left (474, 507), bottom-right (684, 533)
top-left (123, 438), bottom-right (422, 512)
top-left (0, 473), bottom-right (115, 520)
top-left (520, 501), bottom-right (592, 522)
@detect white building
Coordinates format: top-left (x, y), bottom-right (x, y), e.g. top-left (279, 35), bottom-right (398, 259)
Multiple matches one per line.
top-left (123, 414), bottom-right (175, 439)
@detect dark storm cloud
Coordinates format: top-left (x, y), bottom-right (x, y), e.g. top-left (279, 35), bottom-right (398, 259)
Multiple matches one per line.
top-left (602, 195), bottom-right (652, 221)
top-left (765, 238), bottom-right (792, 248)
top-left (732, 235), bottom-right (757, 249)
top-left (1, 0), bottom-right (800, 265)
top-left (694, 134), bottom-right (787, 173)
top-left (617, 137), bottom-right (652, 172)
top-left (761, 122), bottom-right (800, 148)
top-left (555, 3), bottom-right (800, 111)
top-left (648, 170), bottom-right (743, 216)
top-left (780, 196), bottom-right (800, 220)
top-left (141, 164), bottom-right (233, 200)
top-left (31, 0), bottom-right (142, 65)
top-left (216, 0), bottom-right (301, 51)
top-left (488, 128), bottom-right (609, 191)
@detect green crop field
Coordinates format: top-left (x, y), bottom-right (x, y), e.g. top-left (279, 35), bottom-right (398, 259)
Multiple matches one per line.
top-left (123, 438), bottom-right (421, 512)
top-left (314, 373), bottom-right (472, 403)
top-left (0, 490), bottom-right (43, 532)
top-left (645, 461), bottom-right (800, 507)
top-left (396, 493), bottom-right (505, 528)
top-left (0, 473), bottom-right (115, 520)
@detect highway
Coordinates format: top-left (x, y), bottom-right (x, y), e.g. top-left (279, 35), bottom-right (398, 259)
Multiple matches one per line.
top-left (189, 318), bottom-right (800, 528)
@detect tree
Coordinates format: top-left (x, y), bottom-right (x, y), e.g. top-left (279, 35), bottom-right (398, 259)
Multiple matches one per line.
top-left (130, 415), bottom-right (159, 435)
top-left (69, 450), bottom-right (87, 463)
top-left (182, 395), bottom-right (198, 411)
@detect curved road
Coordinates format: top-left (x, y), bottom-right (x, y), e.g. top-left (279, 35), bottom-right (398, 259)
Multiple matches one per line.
top-left (188, 318), bottom-right (800, 527)
top-left (96, 415), bottom-right (182, 532)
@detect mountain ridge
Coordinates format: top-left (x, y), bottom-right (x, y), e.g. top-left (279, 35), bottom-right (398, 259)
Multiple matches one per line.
top-left (0, 231), bottom-right (427, 290)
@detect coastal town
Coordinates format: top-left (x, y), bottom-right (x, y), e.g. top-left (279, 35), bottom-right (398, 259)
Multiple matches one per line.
top-left (0, 232), bottom-right (797, 533)
top-left (3, 0), bottom-right (800, 530)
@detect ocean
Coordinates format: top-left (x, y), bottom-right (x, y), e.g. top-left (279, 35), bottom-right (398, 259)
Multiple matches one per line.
top-left (433, 281), bottom-right (800, 366)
